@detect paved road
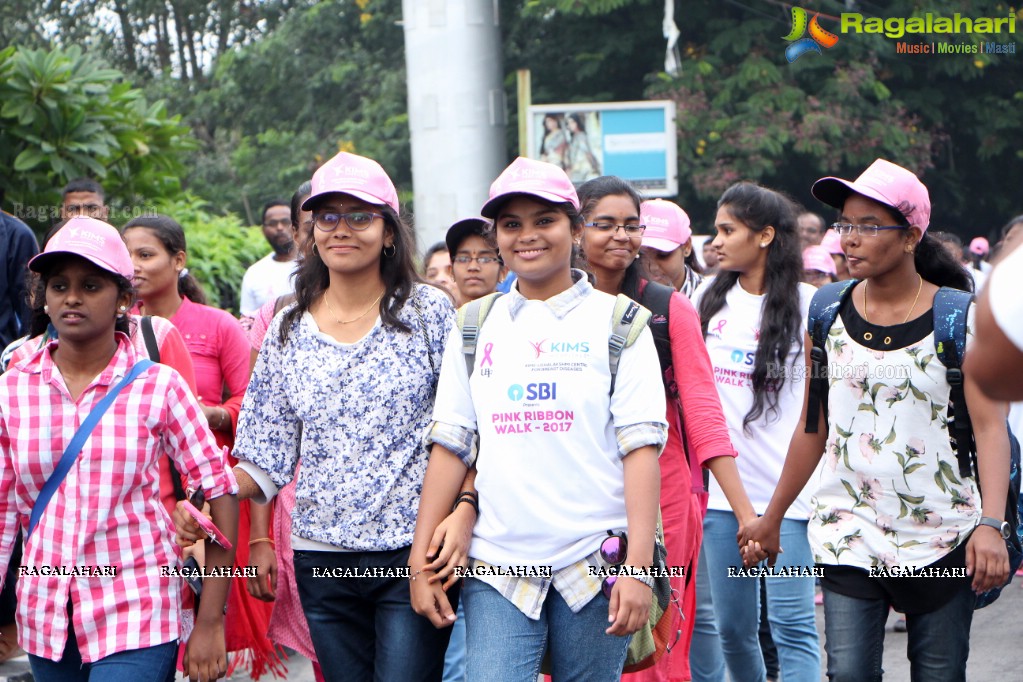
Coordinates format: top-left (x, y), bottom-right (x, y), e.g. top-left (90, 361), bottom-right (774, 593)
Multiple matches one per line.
top-left (2, 580), bottom-right (1020, 681)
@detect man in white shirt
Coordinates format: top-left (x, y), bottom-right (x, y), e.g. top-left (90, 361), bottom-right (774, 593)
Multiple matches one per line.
top-left (239, 200), bottom-right (297, 316)
top-left (965, 236), bottom-right (1023, 400)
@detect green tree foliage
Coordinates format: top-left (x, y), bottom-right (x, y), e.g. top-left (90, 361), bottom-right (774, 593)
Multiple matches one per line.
top-left (0, 45), bottom-right (194, 232)
top-left (177, 0), bottom-right (408, 221)
top-left (509, 0), bottom-right (1022, 238)
top-left (153, 194), bottom-right (269, 314)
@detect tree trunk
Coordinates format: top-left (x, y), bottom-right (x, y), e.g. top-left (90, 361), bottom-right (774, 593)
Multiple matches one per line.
top-left (113, 0), bottom-right (138, 73)
top-left (171, 2), bottom-right (190, 81)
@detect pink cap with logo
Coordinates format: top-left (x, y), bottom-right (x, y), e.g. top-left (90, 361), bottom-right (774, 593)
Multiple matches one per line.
top-left (480, 157), bottom-right (579, 218)
top-left (820, 228), bottom-right (844, 255)
top-left (811, 158), bottom-right (931, 233)
top-left (803, 245), bottom-right (837, 276)
top-left (302, 151), bottom-right (400, 213)
top-left (969, 236), bottom-right (989, 256)
top-left (29, 216), bottom-right (134, 279)
top-left (640, 199), bottom-right (692, 252)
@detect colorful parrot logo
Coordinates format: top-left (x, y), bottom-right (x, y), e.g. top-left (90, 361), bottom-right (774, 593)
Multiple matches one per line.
top-left (783, 7), bottom-right (839, 62)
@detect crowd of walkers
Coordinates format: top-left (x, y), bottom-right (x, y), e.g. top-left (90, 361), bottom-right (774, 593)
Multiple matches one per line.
top-left (0, 152), bottom-right (1021, 682)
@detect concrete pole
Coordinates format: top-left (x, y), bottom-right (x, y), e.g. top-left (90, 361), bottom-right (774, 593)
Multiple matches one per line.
top-left (402, 0), bottom-right (506, 253)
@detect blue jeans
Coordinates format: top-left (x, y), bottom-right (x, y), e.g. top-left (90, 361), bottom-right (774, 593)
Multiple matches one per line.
top-left (294, 547), bottom-right (455, 682)
top-left (462, 577), bottom-right (630, 682)
top-left (689, 545), bottom-right (727, 681)
top-left (702, 510), bottom-right (820, 682)
top-left (442, 601), bottom-right (467, 682)
top-left (822, 582), bottom-right (974, 682)
top-left (29, 613), bottom-right (176, 682)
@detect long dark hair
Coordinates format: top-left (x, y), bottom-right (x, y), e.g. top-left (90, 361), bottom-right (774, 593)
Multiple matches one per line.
top-left (30, 256), bottom-right (134, 338)
top-left (890, 211), bottom-right (973, 292)
top-left (576, 176), bottom-right (644, 301)
top-left (698, 182), bottom-right (804, 433)
top-left (279, 200), bottom-right (419, 344)
top-left (290, 181), bottom-right (312, 230)
top-left (122, 214), bottom-right (208, 305)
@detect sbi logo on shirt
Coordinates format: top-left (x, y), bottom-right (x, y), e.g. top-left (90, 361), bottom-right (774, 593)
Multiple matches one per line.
top-left (507, 383), bottom-right (558, 401)
top-left (731, 349), bottom-right (755, 366)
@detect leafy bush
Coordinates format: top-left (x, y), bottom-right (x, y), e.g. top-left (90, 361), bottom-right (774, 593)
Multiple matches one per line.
top-left (153, 195), bottom-right (269, 315)
top-left (0, 45), bottom-right (193, 232)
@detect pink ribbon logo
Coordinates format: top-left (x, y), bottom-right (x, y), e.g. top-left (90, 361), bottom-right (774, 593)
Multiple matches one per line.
top-left (480, 343), bottom-right (494, 368)
top-left (712, 320), bottom-right (727, 336)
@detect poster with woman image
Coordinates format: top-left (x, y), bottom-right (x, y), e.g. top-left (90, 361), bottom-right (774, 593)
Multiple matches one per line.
top-left (533, 111), bottom-right (603, 183)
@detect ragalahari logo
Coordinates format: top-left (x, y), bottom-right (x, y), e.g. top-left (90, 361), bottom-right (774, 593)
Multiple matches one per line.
top-left (783, 7), bottom-right (839, 62)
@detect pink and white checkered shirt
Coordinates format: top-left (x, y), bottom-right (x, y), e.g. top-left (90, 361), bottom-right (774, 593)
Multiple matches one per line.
top-left (0, 334), bottom-right (237, 663)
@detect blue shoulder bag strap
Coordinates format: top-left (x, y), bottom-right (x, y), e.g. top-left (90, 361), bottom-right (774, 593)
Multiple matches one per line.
top-left (804, 280), bottom-right (857, 434)
top-left (27, 359), bottom-right (155, 540)
top-left (932, 287), bottom-right (975, 478)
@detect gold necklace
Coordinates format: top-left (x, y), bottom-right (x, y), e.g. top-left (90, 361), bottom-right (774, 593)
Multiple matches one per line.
top-left (322, 291), bottom-right (384, 325)
top-left (862, 275), bottom-right (923, 344)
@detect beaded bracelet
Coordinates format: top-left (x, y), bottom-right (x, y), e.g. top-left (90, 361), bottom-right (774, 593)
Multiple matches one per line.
top-left (452, 492), bottom-right (479, 516)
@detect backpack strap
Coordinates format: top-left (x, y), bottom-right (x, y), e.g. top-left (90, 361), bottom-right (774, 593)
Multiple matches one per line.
top-left (456, 293), bottom-right (503, 379)
top-left (805, 279), bottom-right (857, 434)
top-left (932, 287), bottom-right (976, 478)
top-left (140, 316), bottom-right (160, 363)
top-left (609, 294), bottom-right (652, 394)
top-left (28, 359), bottom-right (155, 539)
top-left (639, 281), bottom-right (676, 399)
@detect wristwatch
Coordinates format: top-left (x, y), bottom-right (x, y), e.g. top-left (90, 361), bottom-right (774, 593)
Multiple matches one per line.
top-left (622, 567), bottom-right (655, 589)
top-left (978, 516), bottom-right (1010, 540)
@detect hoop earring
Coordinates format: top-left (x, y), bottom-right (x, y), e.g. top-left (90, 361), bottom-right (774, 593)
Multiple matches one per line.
top-left (383, 244), bottom-right (396, 258)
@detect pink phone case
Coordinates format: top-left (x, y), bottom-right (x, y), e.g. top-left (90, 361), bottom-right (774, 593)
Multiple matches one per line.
top-left (180, 500), bottom-right (233, 550)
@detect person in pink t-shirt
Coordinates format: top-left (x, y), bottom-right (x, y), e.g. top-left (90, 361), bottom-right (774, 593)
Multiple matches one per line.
top-left (123, 214), bottom-right (282, 679)
top-left (575, 176), bottom-right (753, 682)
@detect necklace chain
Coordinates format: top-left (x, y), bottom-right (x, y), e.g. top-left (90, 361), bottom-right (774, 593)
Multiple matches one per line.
top-left (863, 274), bottom-right (923, 326)
top-left (323, 291), bottom-right (384, 325)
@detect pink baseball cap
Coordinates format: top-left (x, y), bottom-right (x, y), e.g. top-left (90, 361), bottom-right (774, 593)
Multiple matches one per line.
top-left (640, 199), bottom-right (692, 252)
top-left (302, 151), bottom-right (399, 213)
top-left (480, 157), bottom-right (579, 219)
top-left (969, 236), bottom-right (989, 256)
top-left (820, 228), bottom-right (844, 255)
top-left (29, 216), bottom-right (134, 279)
top-left (803, 245), bottom-right (837, 276)
top-left (811, 158), bottom-right (931, 233)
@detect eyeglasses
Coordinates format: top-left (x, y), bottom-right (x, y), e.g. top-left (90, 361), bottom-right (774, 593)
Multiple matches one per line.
top-left (830, 223), bottom-right (906, 237)
top-left (585, 222), bottom-right (647, 236)
top-left (600, 530), bottom-right (629, 599)
top-left (453, 255), bottom-right (501, 265)
top-left (263, 218), bottom-right (292, 229)
top-left (314, 211), bottom-right (385, 232)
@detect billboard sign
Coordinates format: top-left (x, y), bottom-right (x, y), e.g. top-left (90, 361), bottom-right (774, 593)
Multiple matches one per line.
top-left (527, 100), bottom-right (678, 197)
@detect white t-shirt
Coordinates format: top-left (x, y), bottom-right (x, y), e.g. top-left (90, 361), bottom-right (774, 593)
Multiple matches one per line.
top-left (988, 242), bottom-right (1023, 352)
top-left (693, 280), bottom-right (817, 519)
top-left (239, 253), bottom-right (298, 316)
top-left (431, 283), bottom-right (667, 570)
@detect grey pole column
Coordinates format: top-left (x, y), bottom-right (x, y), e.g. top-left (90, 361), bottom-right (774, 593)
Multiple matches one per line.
top-left (402, 0), bottom-right (506, 252)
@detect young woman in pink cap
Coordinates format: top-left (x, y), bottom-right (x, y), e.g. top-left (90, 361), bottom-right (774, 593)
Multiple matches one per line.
top-left (741, 159), bottom-right (1011, 681)
top-left (638, 199), bottom-right (705, 299)
top-left (191, 151), bottom-right (458, 681)
top-left (410, 157), bottom-right (668, 681)
top-left (0, 217), bottom-right (238, 682)
top-left (573, 175), bottom-right (755, 682)
top-left (692, 182), bottom-right (821, 682)
top-left (801, 245), bottom-right (838, 288)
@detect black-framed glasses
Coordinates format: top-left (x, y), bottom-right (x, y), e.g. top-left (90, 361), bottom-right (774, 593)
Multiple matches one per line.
top-left (830, 223), bottom-right (906, 237)
top-left (600, 530), bottom-right (628, 599)
top-left (314, 211), bottom-right (385, 232)
top-left (453, 255), bottom-right (501, 265)
top-left (585, 222), bottom-right (647, 236)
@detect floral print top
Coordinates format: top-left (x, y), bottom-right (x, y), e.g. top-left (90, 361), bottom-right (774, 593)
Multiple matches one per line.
top-left (808, 300), bottom-right (980, 570)
top-left (233, 284), bottom-right (454, 550)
